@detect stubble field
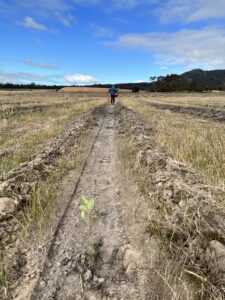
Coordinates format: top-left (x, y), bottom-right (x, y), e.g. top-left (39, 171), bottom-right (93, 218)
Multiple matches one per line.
top-left (121, 92), bottom-right (225, 188)
top-left (0, 90), bottom-right (106, 175)
top-left (1, 90), bottom-right (225, 299)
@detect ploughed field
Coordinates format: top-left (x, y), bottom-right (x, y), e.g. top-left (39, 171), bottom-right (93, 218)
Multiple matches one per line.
top-left (0, 90), bottom-right (106, 174)
top-left (121, 92), bottom-right (225, 186)
top-left (1, 90), bottom-right (225, 299)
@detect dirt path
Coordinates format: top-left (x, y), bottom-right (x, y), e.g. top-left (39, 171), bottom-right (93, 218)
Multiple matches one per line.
top-left (30, 104), bottom-right (147, 299)
top-left (3, 100), bottom-right (225, 299)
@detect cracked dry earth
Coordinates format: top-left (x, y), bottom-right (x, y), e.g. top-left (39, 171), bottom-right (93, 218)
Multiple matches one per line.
top-left (31, 104), bottom-right (149, 300)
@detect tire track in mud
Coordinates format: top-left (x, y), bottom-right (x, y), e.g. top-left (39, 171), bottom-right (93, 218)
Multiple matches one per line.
top-left (31, 105), bottom-right (144, 300)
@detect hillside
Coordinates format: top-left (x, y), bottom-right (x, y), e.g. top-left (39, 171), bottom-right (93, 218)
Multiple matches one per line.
top-left (91, 69), bottom-right (225, 91)
top-left (182, 69), bottom-right (225, 89)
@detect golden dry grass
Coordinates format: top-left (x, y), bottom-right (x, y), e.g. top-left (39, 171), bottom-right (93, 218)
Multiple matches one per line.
top-left (0, 89), bottom-right (103, 110)
top-left (19, 129), bottom-right (90, 240)
top-left (131, 92), bottom-right (225, 108)
top-left (121, 93), bottom-right (225, 189)
top-left (0, 91), bottom-right (105, 175)
top-left (118, 122), bottom-right (224, 300)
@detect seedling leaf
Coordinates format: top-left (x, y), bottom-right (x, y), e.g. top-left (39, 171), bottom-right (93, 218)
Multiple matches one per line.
top-left (81, 195), bottom-right (89, 206)
top-left (87, 198), bottom-right (94, 210)
top-left (81, 210), bottom-right (87, 221)
top-left (80, 204), bottom-right (88, 213)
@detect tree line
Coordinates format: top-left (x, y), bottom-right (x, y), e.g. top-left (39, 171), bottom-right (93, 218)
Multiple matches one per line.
top-left (149, 74), bottom-right (225, 92)
top-left (0, 82), bottom-right (64, 90)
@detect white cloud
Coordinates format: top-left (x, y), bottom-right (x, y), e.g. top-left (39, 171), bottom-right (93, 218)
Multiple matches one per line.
top-left (134, 79), bottom-right (145, 83)
top-left (64, 73), bottom-right (100, 84)
top-left (0, 0), bottom-right (8, 13)
top-left (60, 16), bottom-right (71, 27)
top-left (23, 60), bottom-right (58, 70)
top-left (111, 0), bottom-right (157, 10)
top-left (22, 16), bottom-right (47, 31)
top-left (90, 24), bottom-right (114, 37)
top-left (108, 27), bottom-right (225, 69)
top-left (14, 0), bottom-right (157, 13)
top-left (17, 0), bottom-right (70, 12)
top-left (76, 0), bottom-right (158, 11)
top-left (157, 0), bottom-right (225, 24)
top-left (0, 70), bottom-right (61, 83)
top-left (2, 0), bottom-right (225, 23)
top-left (55, 12), bottom-right (74, 27)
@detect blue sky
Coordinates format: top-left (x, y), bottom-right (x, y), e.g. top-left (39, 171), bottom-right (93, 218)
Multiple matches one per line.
top-left (1, 0), bottom-right (225, 85)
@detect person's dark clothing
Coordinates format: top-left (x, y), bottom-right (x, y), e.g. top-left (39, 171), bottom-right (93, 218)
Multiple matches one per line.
top-left (109, 87), bottom-right (118, 105)
top-left (111, 95), bottom-right (115, 105)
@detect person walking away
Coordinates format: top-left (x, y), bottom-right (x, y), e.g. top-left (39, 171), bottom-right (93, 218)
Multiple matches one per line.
top-left (108, 85), bottom-right (118, 105)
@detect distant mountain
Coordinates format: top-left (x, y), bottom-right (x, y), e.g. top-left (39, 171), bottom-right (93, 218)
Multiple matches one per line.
top-left (182, 69), bottom-right (225, 89)
top-left (114, 69), bottom-right (225, 91)
top-left (91, 69), bottom-right (225, 91)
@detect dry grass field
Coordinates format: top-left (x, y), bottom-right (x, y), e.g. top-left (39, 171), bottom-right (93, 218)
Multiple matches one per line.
top-left (0, 90), bottom-right (106, 175)
top-left (121, 92), bottom-right (225, 189)
top-left (120, 92), bottom-right (225, 299)
top-left (134, 91), bottom-right (225, 107)
top-left (1, 90), bottom-right (225, 299)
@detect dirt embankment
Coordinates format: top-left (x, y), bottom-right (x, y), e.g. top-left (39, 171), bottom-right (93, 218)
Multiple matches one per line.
top-left (146, 102), bottom-right (225, 123)
top-left (117, 104), bottom-right (225, 295)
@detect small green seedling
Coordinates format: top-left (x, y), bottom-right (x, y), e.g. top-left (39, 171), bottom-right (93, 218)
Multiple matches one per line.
top-left (79, 195), bottom-right (101, 266)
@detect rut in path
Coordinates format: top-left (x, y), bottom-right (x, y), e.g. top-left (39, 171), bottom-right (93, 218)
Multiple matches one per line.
top-left (32, 104), bottom-right (148, 300)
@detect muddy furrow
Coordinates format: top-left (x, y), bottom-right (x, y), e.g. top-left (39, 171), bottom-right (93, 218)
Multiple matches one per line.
top-left (31, 105), bottom-right (144, 300)
top-left (145, 101), bottom-right (225, 123)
